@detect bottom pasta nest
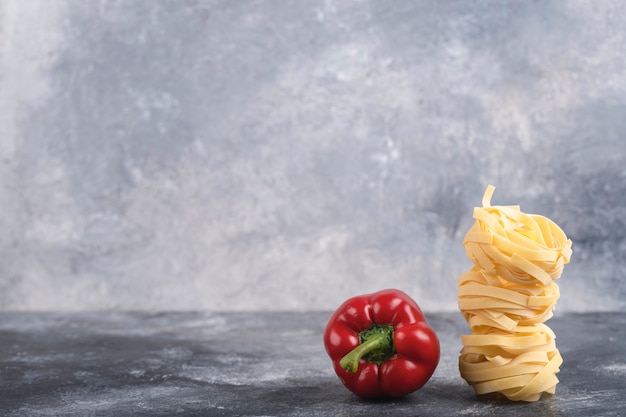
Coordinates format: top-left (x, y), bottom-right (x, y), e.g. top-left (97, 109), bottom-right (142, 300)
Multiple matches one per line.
top-left (458, 324), bottom-right (563, 402)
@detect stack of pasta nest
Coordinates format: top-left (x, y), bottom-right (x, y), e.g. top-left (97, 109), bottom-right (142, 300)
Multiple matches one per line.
top-left (458, 186), bottom-right (573, 402)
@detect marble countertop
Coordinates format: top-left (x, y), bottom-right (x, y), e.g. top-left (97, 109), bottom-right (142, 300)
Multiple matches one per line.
top-left (1, 311), bottom-right (624, 416)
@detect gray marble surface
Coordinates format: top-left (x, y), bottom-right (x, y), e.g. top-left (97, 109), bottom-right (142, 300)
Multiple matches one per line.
top-left (1, 311), bottom-right (624, 416)
top-left (2, 1), bottom-right (626, 312)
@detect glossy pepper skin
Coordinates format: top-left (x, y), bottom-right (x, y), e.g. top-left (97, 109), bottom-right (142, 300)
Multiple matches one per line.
top-left (323, 289), bottom-right (440, 398)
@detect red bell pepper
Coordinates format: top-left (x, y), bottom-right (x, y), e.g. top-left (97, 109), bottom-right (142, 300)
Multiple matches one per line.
top-left (323, 289), bottom-right (440, 398)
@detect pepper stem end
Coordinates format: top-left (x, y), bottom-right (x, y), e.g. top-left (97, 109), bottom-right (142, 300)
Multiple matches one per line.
top-left (339, 324), bottom-right (395, 373)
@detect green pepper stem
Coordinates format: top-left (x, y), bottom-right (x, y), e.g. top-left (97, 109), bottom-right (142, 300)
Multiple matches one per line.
top-left (339, 322), bottom-right (397, 373)
top-left (340, 335), bottom-right (386, 373)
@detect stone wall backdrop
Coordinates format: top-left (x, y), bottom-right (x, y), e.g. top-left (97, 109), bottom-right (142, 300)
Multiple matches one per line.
top-left (1, 0), bottom-right (624, 312)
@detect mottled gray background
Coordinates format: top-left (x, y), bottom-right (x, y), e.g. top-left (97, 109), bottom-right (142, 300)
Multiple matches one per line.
top-left (1, 0), bottom-right (624, 312)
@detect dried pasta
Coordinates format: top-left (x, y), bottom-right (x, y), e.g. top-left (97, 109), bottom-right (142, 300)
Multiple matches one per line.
top-left (458, 185), bottom-right (572, 402)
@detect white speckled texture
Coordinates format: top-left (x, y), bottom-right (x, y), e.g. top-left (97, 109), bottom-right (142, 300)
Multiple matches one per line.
top-left (1, 312), bottom-right (624, 415)
top-left (1, 1), bottom-right (625, 311)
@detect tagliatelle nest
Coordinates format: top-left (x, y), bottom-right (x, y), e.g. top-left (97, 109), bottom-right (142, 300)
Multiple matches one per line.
top-left (458, 185), bottom-right (572, 402)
